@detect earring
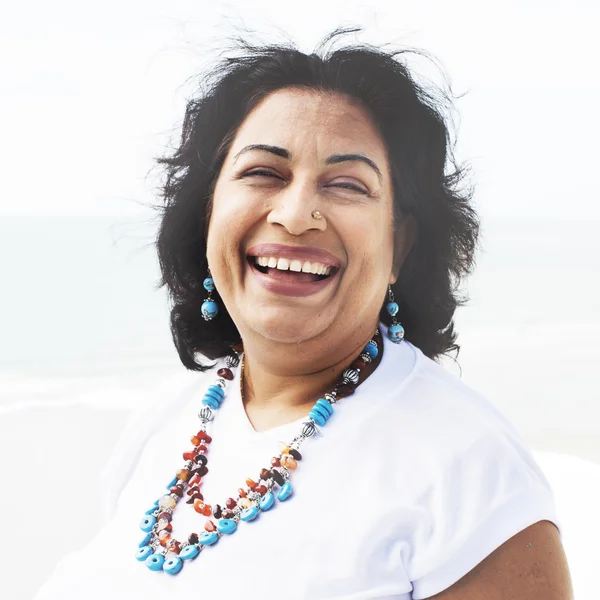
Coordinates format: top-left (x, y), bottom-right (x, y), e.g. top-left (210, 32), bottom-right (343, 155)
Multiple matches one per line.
top-left (201, 269), bottom-right (219, 321)
top-left (386, 285), bottom-right (405, 343)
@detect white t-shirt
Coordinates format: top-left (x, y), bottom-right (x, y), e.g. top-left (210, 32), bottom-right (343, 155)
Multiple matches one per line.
top-left (34, 327), bottom-right (561, 600)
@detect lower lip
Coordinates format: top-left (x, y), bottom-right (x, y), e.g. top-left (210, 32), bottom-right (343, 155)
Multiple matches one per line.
top-left (248, 261), bottom-right (338, 297)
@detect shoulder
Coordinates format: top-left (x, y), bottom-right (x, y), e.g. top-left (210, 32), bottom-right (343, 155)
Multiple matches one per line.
top-left (376, 343), bottom-right (529, 461)
top-left (370, 344), bottom-right (561, 598)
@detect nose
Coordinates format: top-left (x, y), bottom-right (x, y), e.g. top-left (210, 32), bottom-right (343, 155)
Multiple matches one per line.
top-left (266, 180), bottom-right (327, 236)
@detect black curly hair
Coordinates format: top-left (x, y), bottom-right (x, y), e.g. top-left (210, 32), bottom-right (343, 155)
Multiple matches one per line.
top-left (155, 28), bottom-right (480, 371)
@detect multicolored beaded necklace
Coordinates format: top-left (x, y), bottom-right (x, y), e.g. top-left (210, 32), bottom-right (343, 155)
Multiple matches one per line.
top-left (136, 328), bottom-right (383, 575)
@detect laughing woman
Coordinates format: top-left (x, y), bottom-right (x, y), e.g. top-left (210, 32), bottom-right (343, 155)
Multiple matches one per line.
top-left (35, 31), bottom-right (573, 599)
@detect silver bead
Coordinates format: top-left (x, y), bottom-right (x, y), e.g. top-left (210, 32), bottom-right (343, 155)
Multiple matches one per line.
top-left (324, 392), bottom-right (337, 404)
top-left (198, 407), bottom-right (214, 422)
top-left (216, 378), bottom-right (227, 388)
top-left (360, 352), bottom-right (372, 363)
top-left (184, 460), bottom-right (193, 469)
top-left (301, 421), bottom-right (317, 437)
top-left (225, 353), bottom-right (240, 368)
top-left (248, 491), bottom-right (262, 503)
top-left (342, 368), bottom-right (359, 384)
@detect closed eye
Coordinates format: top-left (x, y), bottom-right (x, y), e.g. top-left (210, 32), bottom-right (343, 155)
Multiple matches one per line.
top-left (245, 169), bottom-right (281, 179)
top-left (244, 170), bottom-right (368, 194)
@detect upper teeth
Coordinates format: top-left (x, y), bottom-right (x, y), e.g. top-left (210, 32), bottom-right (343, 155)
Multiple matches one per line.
top-left (255, 256), bottom-right (332, 276)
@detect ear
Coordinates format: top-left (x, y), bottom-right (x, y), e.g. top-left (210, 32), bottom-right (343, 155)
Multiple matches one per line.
top-left (390, 213), bottom-right (418, 285)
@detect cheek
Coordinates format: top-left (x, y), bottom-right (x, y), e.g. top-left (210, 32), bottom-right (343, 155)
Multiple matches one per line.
top-left (343, 211), bottom-right (395, 273)
top-left (207, 189), bottom-right (243, 249)
top-left (206, 186), bottom-right (259, 279)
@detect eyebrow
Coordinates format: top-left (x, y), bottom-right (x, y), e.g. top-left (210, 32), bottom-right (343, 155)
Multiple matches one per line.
top-left (233, 144), bottom-right (383, 183)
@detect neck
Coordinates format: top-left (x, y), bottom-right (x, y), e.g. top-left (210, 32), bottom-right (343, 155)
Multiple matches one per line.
top-left (238, 319), bottom-right (382, 431)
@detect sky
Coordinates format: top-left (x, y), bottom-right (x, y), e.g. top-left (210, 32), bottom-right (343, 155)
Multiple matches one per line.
top-left (1, 0), bottom-right (599, 219)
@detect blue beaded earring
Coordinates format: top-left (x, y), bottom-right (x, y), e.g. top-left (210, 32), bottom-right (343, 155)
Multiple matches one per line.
top-left (201, 269), bottom-right (218, 321)
top-left (386, 285), bottom-right (405, 343)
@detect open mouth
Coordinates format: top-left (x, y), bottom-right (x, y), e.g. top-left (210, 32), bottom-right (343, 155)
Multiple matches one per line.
top-left (248, 256), bottom-right (339, 283)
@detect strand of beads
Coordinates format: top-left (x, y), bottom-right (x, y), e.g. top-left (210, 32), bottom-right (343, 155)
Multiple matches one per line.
top-left (136, 331), bottom-right (381, 575)
top-left (136, 355), bottom-right (238, 574)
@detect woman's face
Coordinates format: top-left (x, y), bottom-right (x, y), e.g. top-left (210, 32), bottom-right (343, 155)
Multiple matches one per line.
top-left (207, 87), bottom-right (410, 346)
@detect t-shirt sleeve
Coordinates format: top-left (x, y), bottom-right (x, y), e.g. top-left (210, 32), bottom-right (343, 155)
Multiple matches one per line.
top-left (406, 420), bottom-right (561, 599)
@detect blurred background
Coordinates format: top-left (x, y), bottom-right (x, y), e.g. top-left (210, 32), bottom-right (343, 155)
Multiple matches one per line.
top-left (1, 0), bottom-right (598, 598)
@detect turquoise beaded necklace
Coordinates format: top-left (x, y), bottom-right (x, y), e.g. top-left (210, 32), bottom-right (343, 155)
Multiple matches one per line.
top-left (136, 328), bottom-right (383, 575)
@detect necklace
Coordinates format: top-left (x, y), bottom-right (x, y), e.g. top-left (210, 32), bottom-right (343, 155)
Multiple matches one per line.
top-left (136, 328), bottom-right (383, 575)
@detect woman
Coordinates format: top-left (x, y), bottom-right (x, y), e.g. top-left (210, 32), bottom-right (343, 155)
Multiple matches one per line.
top-left (35, 30), bottom-right (573, 599)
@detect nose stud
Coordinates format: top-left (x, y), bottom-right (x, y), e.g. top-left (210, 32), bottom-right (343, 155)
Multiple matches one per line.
top-left (311, 210), bottom-right (322, 220)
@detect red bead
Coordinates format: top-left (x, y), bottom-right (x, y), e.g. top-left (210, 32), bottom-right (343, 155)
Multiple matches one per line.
top-left (188, 533), bottom-right (199, 544)
top-left (157, 512), bottom-right (172, 522)
top-left (260, 469), bottom-right (271, 481)
top-left (197, 431), bottom-right (212, 443)
top-left (246, 478), bottom-right (257, 489)
top-left (187, 489), bottom-right (203, 501)
top-left (183, 451), bottom-right (196, 461)
top-left (217, 368), bottom-right (234, 380)
top-left (169, 486), bottom-right (183, 497)
top-left (193, 500), bottom-right (212, 516)
top-left (335, 384), bottom-right (355, 398)
top-left (197, 444), bottom-right (208, 452)
top-left (271, 457), bottom-right (281, 467)
top-left (190, 436), bottom-right (200, 446)
top-left (238, 488), bottom-right (247, 498)
top-left (166, 539), bottom-right (181, 554)
top-left (352, 358), bottom-right (366, 371)
top-left (204, 520), bottom-right (217, 532)
top-left (189, 474), bottom-right (201, 486)
top-left (225, 498), bottom-right (237, 510)
top-left (255, 485), bottom-right (267, 496)
top-left (190, 465), bottom-right (208, 478)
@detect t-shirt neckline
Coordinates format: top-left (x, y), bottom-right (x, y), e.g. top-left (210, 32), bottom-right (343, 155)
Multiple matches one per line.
top-left (227, 323), bottom-right (422, 441)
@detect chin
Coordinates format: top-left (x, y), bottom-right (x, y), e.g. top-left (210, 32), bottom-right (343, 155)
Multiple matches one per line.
top-left (244, 307), bottom-right (332, 345)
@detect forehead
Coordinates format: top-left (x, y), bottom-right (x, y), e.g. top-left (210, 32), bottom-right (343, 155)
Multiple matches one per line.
top-left (230, 87), bottom-right (388, 160)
